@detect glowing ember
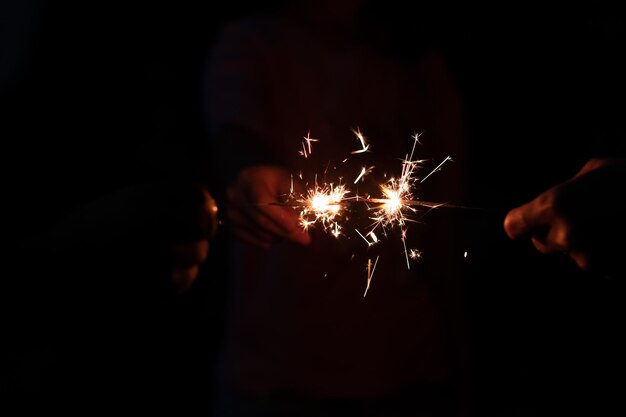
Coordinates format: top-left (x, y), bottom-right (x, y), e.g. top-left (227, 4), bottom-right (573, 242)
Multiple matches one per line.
top-left (310, 194), bottom-right (340, 213)
top-left (299, 131), bottom-right (319, 158)
top-left (354, 165), bottom-right (375, 184)
top-left (380, 187), bottom-right (403, 217)
top-left (297, 181), bottom-right (349, 236)
top-left (363, 256), bottom-right (379, 297)
top-left (409, 249), bottom-right (423, 260)
top-left (351, 127), bottom-right (370, 154)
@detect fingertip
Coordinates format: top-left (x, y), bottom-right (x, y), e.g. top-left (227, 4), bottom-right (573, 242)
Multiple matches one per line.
top-left (170, 240), bottom-right (210, 268)
top-left (570, 251), bottom-right (590, 271)
top-left (170, 265), bottom-right (200, 294)
top-left (503, 210), bottom-right (520, 240)
top-left (530, 235), bottom-right (550, 254)
top-left (291, 229), bottom-right (311, 246)
top-left (301, 232), bottom-right (312, 246)
top-left (204, 191), bottom-right (219, 238)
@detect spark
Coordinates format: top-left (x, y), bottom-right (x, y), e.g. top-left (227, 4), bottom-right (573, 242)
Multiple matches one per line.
top-left (324, 161), bottom-right (331, 175)
top-left (420, 156), bottom-right (452, 183)
top-left (351, 127), bottom-right (370, 154)
top-left (300, 141), bottom-right (308, 158)
top-left (409, 249), bottom-right (423, 260)
top-left (331, 222), bottom-right (342, 238)
top-left (355, 229), bottom-right (372, 245)
top-left (299, 131), bottom-right (319, 158)
top-left (354, 166), bottom-right (375, 184)
top-left (412, 131), bottom-right (423, 145)
top-left (402, 232), bottom-right (410, 269)
top-left (304, 131), bottom-right (318, 154)
top-left (298, 131), bottom-right (318, 158)
top-left (354, 229), bottom-right (379, 246)
top-left (363, 256), bottom-right (379, 297)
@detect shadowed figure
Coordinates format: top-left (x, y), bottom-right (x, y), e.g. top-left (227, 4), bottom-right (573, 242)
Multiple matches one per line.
top-left (204, 1), bottom-right (470, 415)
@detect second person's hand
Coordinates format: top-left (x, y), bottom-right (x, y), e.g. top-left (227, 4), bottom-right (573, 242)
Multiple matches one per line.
top-left (226, 165), bottom-right (311, 248)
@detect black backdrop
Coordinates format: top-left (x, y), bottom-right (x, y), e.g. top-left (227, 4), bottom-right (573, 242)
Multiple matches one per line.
top-left (2, 1), bottom-right (624, 415)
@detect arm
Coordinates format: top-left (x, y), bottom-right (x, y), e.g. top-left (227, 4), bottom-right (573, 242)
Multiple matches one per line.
top-left (16, 181), bottom-right (218, 298)
top-left (204, 20), bottom-right (309, 249)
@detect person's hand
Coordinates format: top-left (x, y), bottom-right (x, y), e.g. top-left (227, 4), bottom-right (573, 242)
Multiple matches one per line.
top-left (23, 182), bottom-right (218, 295)
top-left (167, 185), bottom-right (218, 293)
top-left (226, 165), bottom-right (311, 248)
top-left (504, 158), bottom-right (626, 273)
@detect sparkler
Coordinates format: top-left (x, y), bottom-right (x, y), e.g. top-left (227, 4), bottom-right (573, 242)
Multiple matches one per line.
top-left (290, 131), bottom-right (451, 233)
top-left (283, 129), bottom-right (458, 295)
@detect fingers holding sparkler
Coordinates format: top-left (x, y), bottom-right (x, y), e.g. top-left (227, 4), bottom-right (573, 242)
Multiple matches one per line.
top-left (226, 165), bottom-right (312, 248)
top-left (503, 158), bottom-right (626, 272)
top-left (503, 188), bottom-right (553, 243)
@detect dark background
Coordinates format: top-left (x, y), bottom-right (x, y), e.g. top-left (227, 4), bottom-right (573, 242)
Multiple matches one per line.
top-left (2, 1), bottom-right (624, 415)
